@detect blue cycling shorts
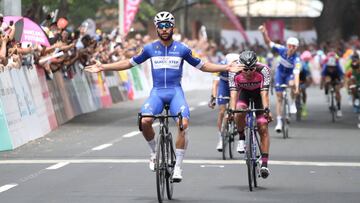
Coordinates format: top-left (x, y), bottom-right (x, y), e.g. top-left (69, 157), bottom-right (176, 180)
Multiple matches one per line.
top-left (217, 80), bottom-right (230, 105)
top-left (140, 87), bottom-right (190, 119)
top-left (274, 69), bottom-right (294, 92)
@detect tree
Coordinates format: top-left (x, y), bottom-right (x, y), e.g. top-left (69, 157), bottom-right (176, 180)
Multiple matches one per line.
top-left (315, 0), bottom-right (360, 43)
top-left (21, 0), bottom-right (112, 26)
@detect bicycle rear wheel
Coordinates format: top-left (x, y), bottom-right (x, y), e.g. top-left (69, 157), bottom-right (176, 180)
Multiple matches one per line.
top-left (166, 133), bottom-right (175, 200)
top-left (246, 128), bottom-right (253, 191)
top-left (156, 135), bottom-right (165, 203)
top-left (221, 119), bottom-right (229, 160)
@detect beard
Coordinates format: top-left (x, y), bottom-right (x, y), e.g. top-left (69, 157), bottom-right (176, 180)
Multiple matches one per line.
top-left (157, 30), bottom-right (173, 41)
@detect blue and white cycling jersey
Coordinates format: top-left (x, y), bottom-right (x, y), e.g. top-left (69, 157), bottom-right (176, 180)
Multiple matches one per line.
top-left (270, 42), bottom-right (301, 92)
top-left (130, 40), bottom-right (204, 118)
top-left (215, 60), bottom-right (229, 105)
top-left (270, 42), bottom-right (301, 75)
top-left (130, 40), bottom-right (204, 88)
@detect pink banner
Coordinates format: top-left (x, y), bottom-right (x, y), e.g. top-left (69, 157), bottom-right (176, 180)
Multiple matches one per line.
top-left (211, 0), bottom-right (249, 42)
top-left (265, 20), bottom-right (285, 43)
top-left (123, 0), bottom-right (142, 35)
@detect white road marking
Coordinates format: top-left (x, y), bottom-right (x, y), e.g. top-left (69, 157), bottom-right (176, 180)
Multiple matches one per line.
top-left (198, 101), bottom-right (208, 106)
top-left (152, 123), bottom-right (160, 127)
top-left (200, 165), bottom-right (225, 168)
top-left (91, 144), bottom-right (113, 151)
top-left (46, 162), bottom-right (70, 170)
top-left (189, 107), bottom-right (195, 111)
top-left (122, 131), bottom-right (140, 138)
top-left (1, 159), bottom-right (360, 167)
top-left (0, 184), bottom-right (18, 193)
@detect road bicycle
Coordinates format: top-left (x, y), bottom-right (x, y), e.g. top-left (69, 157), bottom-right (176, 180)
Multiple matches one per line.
top-left (138, 105), bottom-right (183, 203)
top-left (278, 84), bottom-right (290, 139)
top-left (230, 100), bottom-right (266, 191)
top-left (218, 96), bottom-right (237, 160)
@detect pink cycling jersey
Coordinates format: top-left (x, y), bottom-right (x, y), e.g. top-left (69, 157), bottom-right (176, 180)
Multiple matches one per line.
top-left (229, 62), bottom-right (271, 91)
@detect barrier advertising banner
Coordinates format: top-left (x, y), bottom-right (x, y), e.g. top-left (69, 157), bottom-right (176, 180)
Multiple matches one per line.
top-left (0, 71), bottom-right (13, 151)
top-left (35, 65), bottom-right (58, 130)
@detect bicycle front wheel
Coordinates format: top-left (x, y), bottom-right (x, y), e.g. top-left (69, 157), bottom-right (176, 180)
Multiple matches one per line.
top-left (156, 135), bottom-right (165, 203)
top-left (252, 131), bottom-right (260, 188)
top-left (221, 119), bottom-right (229, 160)
top-left (165, 133), bottom-right (175, 200)
top-left (282, 99), bottom-right (289, 139)
top-left (228, 121), bottom-right (235, 159)
top-left (330, 90), bottom-right (336, 122)
top-left (245, 128), bottom-right (253, 191)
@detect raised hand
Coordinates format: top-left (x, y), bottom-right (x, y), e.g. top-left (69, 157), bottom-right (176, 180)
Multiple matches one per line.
top-left (258, 24), bottom-right (266, 33)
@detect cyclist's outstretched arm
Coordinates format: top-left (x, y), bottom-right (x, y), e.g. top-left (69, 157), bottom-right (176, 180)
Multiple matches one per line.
top-left (84, 59), bottom-right (133, 73)
top-left (258, 24), bottom-right (272, 47)
top-left (201, 62), bottom-right (244, 73)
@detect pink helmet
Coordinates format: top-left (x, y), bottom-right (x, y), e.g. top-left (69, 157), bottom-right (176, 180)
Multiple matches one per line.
top-left (300, 51), bottom-right (312, 61)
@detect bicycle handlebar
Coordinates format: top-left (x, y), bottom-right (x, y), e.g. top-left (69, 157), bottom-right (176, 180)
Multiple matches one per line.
top-left (138, 112), bottom-right (184, 132)
top-left (227, 108), bottom-right (268, 114)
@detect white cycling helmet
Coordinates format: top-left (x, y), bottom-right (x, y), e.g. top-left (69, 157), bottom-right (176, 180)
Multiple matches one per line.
top-left (225, 53), bottom-right (240, 64)
top-left (154, 11), bottom-right (175, 26)
top-left (326, 57), bottom-right (337, 66)
top-left (286, 37), bottom-right (299, 47)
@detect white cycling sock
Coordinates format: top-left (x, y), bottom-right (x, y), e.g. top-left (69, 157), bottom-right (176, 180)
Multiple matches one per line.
top-left (175, 149), bottom-right (185, 168)
top-left (218, 131), bottom-right (222, 141)
top-left (147, 138), bottom-right (156, 154)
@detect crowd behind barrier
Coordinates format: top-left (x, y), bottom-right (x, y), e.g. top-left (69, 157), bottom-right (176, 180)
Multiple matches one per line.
top-left (0, 57), bottom-right (212, 151)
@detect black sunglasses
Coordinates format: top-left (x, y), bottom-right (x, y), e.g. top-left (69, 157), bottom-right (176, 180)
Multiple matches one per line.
top-left (243, 67), bottom-right (255, 72)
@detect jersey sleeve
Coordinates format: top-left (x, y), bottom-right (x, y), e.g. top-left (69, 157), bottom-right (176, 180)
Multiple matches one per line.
top-left (269, 42), bottom-right (285, 53)
top-left (257, 63), bottom-right (271, 91)
top-left (183, 48), bottom-right (204, 69)
top-left (228, 72), bottom-right (237, 91)
top-left (129, 44), bottom-right (151, 66)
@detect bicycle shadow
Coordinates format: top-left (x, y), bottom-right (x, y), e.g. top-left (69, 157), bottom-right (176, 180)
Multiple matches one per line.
top-left (219, 184), bottom-right (268, 192)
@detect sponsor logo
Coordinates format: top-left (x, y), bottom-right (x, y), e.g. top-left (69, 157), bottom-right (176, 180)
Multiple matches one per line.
top-left (151, 56), bottom-right (182, 70)
top-left (237, 81), bottom-right (261, 88)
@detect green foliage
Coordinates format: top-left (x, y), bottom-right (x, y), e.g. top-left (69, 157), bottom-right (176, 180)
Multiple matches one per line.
top-left (21, 0), bottom-right (116, 26)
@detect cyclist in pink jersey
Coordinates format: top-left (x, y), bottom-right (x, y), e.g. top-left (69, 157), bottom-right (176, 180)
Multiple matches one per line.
top-left (229, 50), bottom-right (272, 178)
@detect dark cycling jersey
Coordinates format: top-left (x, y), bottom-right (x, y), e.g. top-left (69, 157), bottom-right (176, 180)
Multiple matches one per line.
top-left (228, 62), bottom-right (271, 92)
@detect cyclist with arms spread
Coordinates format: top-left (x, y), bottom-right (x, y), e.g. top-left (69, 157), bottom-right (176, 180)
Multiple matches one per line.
top-left (259, 25), bottom-right (301, 133)
top-left (85, 11), bottom-right (243, 182)
top-left (228, 50), bottom-right (272, 178)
